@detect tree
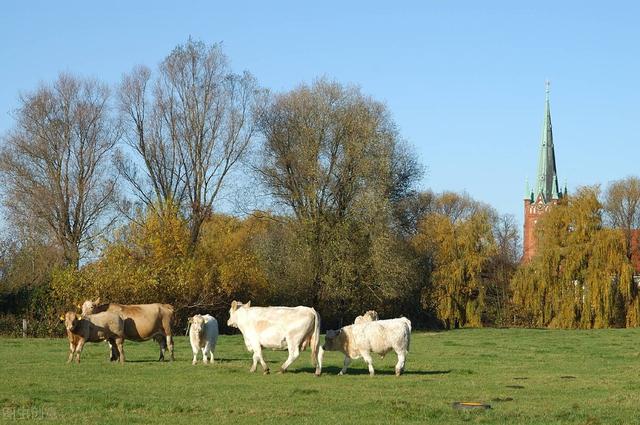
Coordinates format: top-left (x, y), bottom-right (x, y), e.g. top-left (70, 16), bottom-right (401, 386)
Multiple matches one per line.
top-left (0, 74), bottom-right (119, 268)
top-left (411, 192), bottom-right (498, 328)
top-left (603, 176), bottom-right (640, 260)
top-left (485, 214), bottom-right (521, 326)
top-left (117, 39), bottom-right (259, 250)
top-left (512, 186), bottom-right (637, 328)
top-left (254, 79), bottom-right (421, 316)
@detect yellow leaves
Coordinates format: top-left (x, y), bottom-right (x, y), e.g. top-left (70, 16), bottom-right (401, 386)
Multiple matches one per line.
top-left (413, 210), bottom-right (497, 328)
top-left (513, 186), bottom-right (638, 328)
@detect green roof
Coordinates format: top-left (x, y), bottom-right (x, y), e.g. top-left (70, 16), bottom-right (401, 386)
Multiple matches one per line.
top-left (534, 81), bottom-right (561, 202)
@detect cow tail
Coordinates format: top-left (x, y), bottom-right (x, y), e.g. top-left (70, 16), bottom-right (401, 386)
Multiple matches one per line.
top-left (405, 319), bottom-right (412, 352)
top-left (310, 309), bottom-right (321, 367)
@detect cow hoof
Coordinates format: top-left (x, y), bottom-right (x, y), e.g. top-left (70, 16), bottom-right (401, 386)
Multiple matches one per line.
top-left (314, 372), bottom-right (321, 377)
top-left (263, 369), bottom-right (270, 375)
top-left (192, 361), bottom-right (197, 366)
top-left (278, 368), bottom-right (286, 374)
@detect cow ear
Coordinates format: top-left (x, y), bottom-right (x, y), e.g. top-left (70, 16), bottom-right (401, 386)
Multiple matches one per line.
top-left (231, 301), bottom-right (237, 309)
top-left (95, 297), bottom-right (101, 305)
top-left (244, 301), bottom-right (251, 308)
top-left (188, 317), bottom-right (193, 324)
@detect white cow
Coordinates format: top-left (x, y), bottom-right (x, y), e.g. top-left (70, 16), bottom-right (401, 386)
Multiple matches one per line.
top-left (188, 314), bottom-right (219, 365)
top-left (227, 301), bottom-right (322, 376)
top-left (322, 317), bottom-right (411, 376)
top-left (354, 310), bottom-right (379, 324)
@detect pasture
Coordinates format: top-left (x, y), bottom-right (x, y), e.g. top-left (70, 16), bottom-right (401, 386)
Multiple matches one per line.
top-left (2, 328), bottom-right (640, 424)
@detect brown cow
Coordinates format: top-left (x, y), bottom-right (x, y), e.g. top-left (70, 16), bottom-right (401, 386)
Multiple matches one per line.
top-left (82, 299), bottom-right (175, 361)
top-left (62, 311), bottom-right (125, 364)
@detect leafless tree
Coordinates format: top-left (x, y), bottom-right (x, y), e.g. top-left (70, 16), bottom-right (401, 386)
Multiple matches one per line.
top-left (603, 176), bottom-right (640, 259)
top-left (0, 74), bottom-right (119, 268)
top-left (117, 40), bottom-right (259, 250)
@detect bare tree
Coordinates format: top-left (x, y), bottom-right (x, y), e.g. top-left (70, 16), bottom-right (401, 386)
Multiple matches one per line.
top-left (603, 176), bottom-right (640, 259)
top-left (117, 40), bottom-right (259, 249)
top-left (0, 74), bottom-right (119, 268)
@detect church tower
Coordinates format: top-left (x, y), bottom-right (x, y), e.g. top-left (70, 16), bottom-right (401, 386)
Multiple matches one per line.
top-left (523, 82), bottom-right (563, 262)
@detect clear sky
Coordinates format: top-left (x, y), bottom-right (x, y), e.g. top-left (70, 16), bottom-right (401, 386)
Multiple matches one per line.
top-left (1, 1), bottom-right (639, 229)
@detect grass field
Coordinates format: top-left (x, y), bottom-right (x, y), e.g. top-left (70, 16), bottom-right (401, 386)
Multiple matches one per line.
top-left (2, 328), bottom-right (640, 424)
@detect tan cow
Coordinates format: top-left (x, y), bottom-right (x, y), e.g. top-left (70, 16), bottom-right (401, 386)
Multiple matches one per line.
top-left (81, 299), bottom-right (175, 361)
top-left (62, 311), bottom-right (125, 364)
top-left (354, 310), bottom-right (379, 325)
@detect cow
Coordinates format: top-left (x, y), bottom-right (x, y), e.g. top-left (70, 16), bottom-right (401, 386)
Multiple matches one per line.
top-left (321, 317), bottom-right (411, 376)
top-left (354, 310), bottom-right (379, 325)
top-left (62, 311), bottom-right (126, 364)
top-left (81, 299), bottom-right (175, 361)
top-left (188, 314), bottom-right (219, 365)
top-left (227, 301), bottom-right (322, 376)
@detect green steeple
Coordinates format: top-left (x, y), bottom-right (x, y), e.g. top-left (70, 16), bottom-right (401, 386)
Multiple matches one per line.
top-left (535, 81), bottom-right (561, 202)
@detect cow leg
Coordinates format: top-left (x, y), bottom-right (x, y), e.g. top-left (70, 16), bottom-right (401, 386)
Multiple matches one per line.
top-left (361, 351), bottom-right (375, 376)
top-left (250, 352), bottom-right (259, 372)
top-left (316, 347), bottom-right (324, 377)
top-left (339, 356), bottom-right (352, 375)
top-left (279, 339), bottom-right (300, 373)
top-left (157, 335), bottom-right (166, 361)
top-left (203, 342), bottom-right (212, 365)
top-left (395, 349), bottom-right (407, 376)
top-left (108, 339), bottom-right (119, 361)
top-left (250, 346), bottom-right (269, 374)
top-left (75, 339), bottom-right (86, 364)
top-left (166, 335), bottom-right (175, 361)
top-left (192, 347), bottom-right (199, 365)
top-left (208, 341), bottom-right (216, 364)
top-left (115, 338), bottom-right (126, 365)
top-left (67, 342), bottom-right (75, 363)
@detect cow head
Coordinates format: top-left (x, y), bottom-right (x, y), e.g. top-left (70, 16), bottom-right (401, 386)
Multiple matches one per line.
top-left (81, 300), bottom-right (95, 316)
top-left (64, 311), bottom-right (80, 332)
top-left (322, 328), bottom-right (342, 351)
top-left (227, 300), bottom-right (251, 328)
top-left (190, 315), bottom-right (205, 336)
top-left (364, 310), bottom-right (379, 321)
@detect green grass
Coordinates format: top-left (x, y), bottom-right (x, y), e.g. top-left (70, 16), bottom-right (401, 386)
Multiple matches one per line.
top-left (2, 329), bottom-right (640, 424)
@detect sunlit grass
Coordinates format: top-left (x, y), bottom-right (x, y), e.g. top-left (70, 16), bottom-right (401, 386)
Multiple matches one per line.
top-left (2, 328), bottom-right (640, 424)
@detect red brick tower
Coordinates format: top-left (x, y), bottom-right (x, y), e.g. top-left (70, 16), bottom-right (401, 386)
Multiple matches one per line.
top-left (523, 82), bottom-right (563, 262)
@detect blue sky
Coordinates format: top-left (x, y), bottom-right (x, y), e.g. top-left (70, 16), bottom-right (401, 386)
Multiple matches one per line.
top-left (1, 1), bottom-right (639, 228)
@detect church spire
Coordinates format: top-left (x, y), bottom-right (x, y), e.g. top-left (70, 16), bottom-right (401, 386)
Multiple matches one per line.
top-left (535, 81), bottom-right (561, 202)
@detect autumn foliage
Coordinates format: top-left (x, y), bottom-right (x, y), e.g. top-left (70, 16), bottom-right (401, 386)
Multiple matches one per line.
top-left (512, 186), bottom-right (639, 328)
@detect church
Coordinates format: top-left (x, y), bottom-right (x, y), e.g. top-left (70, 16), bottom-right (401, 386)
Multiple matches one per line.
top-left (523, 83), bottom-right (566, 262)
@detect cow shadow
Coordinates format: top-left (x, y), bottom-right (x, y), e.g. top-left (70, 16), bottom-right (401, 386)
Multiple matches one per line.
top-left (292, 366), bottom-right (452, 376)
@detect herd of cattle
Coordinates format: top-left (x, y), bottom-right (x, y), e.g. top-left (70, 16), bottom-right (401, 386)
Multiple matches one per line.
top-left (61, 300), bottom-right (412, 376)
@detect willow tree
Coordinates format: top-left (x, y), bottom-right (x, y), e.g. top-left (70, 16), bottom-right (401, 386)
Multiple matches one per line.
top-left (512, 186), bottom-right (636, 328)
top-left (412, 202), bottom-right (498, 329)
top-left (254, 79), bottom-right (420, 319)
